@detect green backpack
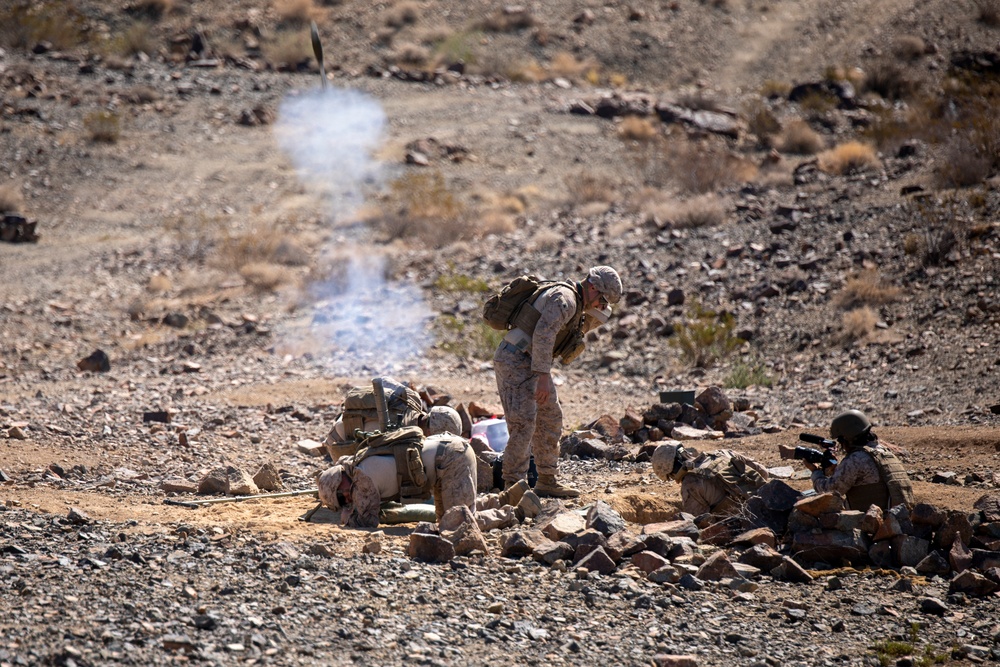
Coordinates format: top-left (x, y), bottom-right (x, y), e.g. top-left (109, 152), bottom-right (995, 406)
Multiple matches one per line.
top-left (483, 275), bottom-right (574, 331)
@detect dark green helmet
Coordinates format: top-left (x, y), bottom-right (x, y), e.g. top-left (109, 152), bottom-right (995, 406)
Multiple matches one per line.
top-left (830, 410), bottom-right (872, 441)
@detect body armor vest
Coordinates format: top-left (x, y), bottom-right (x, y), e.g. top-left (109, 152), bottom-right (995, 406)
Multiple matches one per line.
top-left (511, 282), bottom-right (587, 364)
top-left (845, 446), bottom-right (914, 511)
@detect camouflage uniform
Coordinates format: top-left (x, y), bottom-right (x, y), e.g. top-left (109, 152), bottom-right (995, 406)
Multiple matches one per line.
top-left (677, 449), bottom-right (770, 516)
top-left (493, 284), bottom-right (578, 484)
top-left (318, 434), bottom-right (477, 529)
top-left (810, 448), bottom-right (880, 497)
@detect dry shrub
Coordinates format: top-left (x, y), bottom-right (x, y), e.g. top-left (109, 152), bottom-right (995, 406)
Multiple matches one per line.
top-left (432, 30), bottom-right (480, 66)
top-left (840, 307), bottom-right (878, 343)
top-left (818, 141), bottom-right (880, 175)
top-left (480, 7), bottom-right (535, 32)
top-left (797, 90), bottom-right (838, 114)
top-left (936, 137), bottom-right (992, 188)
top-left (975, 0), bottom-right (1000, 26)
top-left (902, 232), bottom-right (923, 256)
top-left (863, 58), bottom-right (920, 101)
top-left (634, 137), bottom-right (757, 193)
top-left (108, 21), bottom-right (155, 56)
top-left (0, 2), bottom-right (87, 50)
top-left (506, 59), bottom-right (546, 83)
top-left (776, 119), bottom-right (824, 155)
top-left (384, 1), bottom-right (420, 29)
top-left (760, 80), bottom-right (791, 98)
top-left (834, 269), bottom-right (901, 310)
top-left (391, 42), bottom-right (430, 65)
top-left (131, 0), bottom-right (174, 19)
top-left (273, 238), bottom-right (310, 266)
top-left (893, 35), bottom-right (926, 61)
top-left (0, 183), bottom-right (24, 213)
top-left (274, 0), bottom-right (318, 24)
top-left (549, 51), bottom-right (591, 80)
top-left (146, 274), bottom-right (172, 293)
top-left (676, 90), bottom-right (723, 112)
top-left (564, 171), bottom-right (616, 204)
top-left (618, 115), bottom-right (658, 142)
top-left (743, 98), bottom-right (781, 145)
top-left (84, 110), bottom-right (121, 143)
top-left (478, 211), bottom-right (516, 237)
top-left (214, 222), bottom-right (288, 273)
top-left (657, 194), bottom-right (727, 229)
top-left (263, 31), bottom-right (311, 69)
top-left (240, 262), bottom-right (291, 292)
top-left (527, 228), bottom-right (562, 252)
top-left (377, 171), bottom-right (467, 247)
top-left (126, 85), bottom-right (161, 104)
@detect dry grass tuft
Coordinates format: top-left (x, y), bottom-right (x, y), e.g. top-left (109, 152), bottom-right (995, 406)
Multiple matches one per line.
top-left (818, 141), bottom-right (880, 175)
top-left (0, 183), bottom-right (25, 213)
top-left (863, 59), bottom-right (921, 101)
top-left (263, 31), bottom-right (312, 70)
top-left (527, 229), bottom-right (562, 252)
top-left (840, 307), bottom-right (878, 343)
top-left (273, 0), bottom-right (318, 24)
top-left (650, 194), bottom-right (728, 229)
top-left (480, 6), bottom-right (535, 32)
top-left (834, 269), bottom-right (901, 310)
top-left (376, 171), bottom-right (470, 247)
top-left (893, 35), bottom-right (926, 61)
top-left (743, 98), bottom-right (781, 145)
top-left (776, 119), bottom-right (824, 155)
top-left (146, 274), bottom-right (172, 293)
top-left (549, 51), bottom-right (592, 80)
top-left (618, 115), bottom-right (658, 142)
top-left (131, 0), bottom-right (174, 19)
top-left (240, 262), bottom-right (292, 292)
top-left (384, 1), bottom-right (421, 29)
top-left (0, 2), bottom-right (88, 50)
top-left (478, 211), bottom-right (517, 237)
top-left (213, 222), bottom-right (294, 273)
top-left (391, 41), bottom-right (430, 66)
top-left (564, 171), bottom-right (617, 204)
top-left (633, 137), bottom-right (757, 193)
top-left (84, 110), bottom-right (121, 143)
top-left (975, 0), bottom-right (1000, 26)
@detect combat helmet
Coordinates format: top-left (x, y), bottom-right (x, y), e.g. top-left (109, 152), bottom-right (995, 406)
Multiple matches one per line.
top-left (427, 406), bottom-right (462, 436)
top-left (830, 410), bottom-right (872, 444)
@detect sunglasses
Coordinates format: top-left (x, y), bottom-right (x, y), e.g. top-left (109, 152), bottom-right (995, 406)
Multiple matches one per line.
top-left (336, 490), bottom-right (348, 506)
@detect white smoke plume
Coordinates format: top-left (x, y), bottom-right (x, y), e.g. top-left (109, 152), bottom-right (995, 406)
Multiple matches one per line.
top-left (274, 87), bottom-right (434, 373)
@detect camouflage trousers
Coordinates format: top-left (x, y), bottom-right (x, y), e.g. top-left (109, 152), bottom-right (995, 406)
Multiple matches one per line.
top-left (432, 437), bottom-right (478, 521)
top-left (493, 345), bottom-right (561, 484)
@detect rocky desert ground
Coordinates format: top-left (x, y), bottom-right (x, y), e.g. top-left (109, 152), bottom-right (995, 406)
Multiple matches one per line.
top-left (2, 0), bottom-right (1000, 665)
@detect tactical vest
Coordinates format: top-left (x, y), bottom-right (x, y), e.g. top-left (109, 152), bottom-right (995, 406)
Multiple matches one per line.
top-left (690, 451), bottom-right (768, 503)
top-left (845, 446), bottom-right (914, 511)
top-left (511, 281), bottom-right (587, 364)
top-left (347, 426), bottom-right (429, 502)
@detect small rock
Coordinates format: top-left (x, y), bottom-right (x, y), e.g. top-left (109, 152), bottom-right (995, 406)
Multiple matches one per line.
top-left (918, 597), bottom-right (948, 615)
top-left (76, 349), bottom-right (111, 373)
top-left (296, 439), bottom-right (325, 456)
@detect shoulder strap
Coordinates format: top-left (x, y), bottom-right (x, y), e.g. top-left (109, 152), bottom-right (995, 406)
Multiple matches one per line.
top-left (511, 280), bottom-right (581, 335)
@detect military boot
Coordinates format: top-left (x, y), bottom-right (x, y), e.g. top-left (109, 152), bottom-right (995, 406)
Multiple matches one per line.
top-left (533, 474), bottom-right (580, 498)
top-left (499, 479), bottom-right (530, 507)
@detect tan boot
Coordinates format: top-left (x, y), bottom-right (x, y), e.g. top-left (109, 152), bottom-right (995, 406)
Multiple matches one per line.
top-left (533, 474), bottom-right (580, 498)
top-left (499, 479), bottom-right (530, 507)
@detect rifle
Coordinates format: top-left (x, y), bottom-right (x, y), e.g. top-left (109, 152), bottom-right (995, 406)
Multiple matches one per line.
top-left (779, 433), bottom-right (838, 469)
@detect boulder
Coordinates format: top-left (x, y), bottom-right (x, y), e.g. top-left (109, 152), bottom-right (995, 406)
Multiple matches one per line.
top-left (934, 511), bottom-right (973, 550)
top-left (476, 506), bottom-right (519, 532)
top-left (632, 551), bottom-right (670, 575)
top-left (648, 564), bottom-right (682, 584)
top-left (949, 536), bottom-right (973, 573)
top-left (738, 543), bottom-right (783, 571)
top-left (891, 535), bottom-right (930, 568)
top-left (408, 532), bottom-right (455, 563)
top-left (500, 530), bottom-right (546, 558)
top-left (532, 539), bottom-right (575, 565)
top-left (576, 546), bottom-right (617, 575)
top-left (252, 462), bottom-right (283, 492)
top-left (540, 512), bottom-right (586, 541)
top-left (911, 503), bottom-right (947, 527)
top-left (916, 550), bottom-right (951, 576)
top-left (440, 506), bottom-right (489, 556)
top-left (973, 493), bottom-right (1000, 522)
top-left (949, 570), bottom-right (1000, 597)
top-left (771, 556), bottom-right (814, 583)
top-left (696, 550), bottom-right (740, 582)
top-left (792, 529), bottom-right (869, 564)
top-left (731, 528), bottom-right (776, 548)
top-left (585, 500), bottom-right (626, 537)
top-left (642, 519), bottom-right (699, 540)
top-left (793, 493), bottom-right (844, 517)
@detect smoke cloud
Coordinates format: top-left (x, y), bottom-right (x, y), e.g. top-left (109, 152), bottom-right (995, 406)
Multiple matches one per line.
top-left (274, 87), bottom-right (434, 374)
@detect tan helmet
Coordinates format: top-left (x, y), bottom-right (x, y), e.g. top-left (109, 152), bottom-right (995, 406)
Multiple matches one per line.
top-left (587, 266), bottom-right (623, 305)
top-left (652, 442), bottom-right (682, 481)
top-left (428, 406), bottom-right (462, 435)
top-left (830, 410), bottom-right (872, 442)
top-left (317, 465), bottom-right (345, 510)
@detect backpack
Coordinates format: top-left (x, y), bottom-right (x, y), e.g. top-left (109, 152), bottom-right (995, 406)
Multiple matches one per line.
top-left (341, 382), bottom-right (423, 439)
top-left (691, 450), bottom-right (768, 501)
top-left (349, 425), bottom-right (428, 502)
top-left (483, 275), bottom-right (572, 331)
